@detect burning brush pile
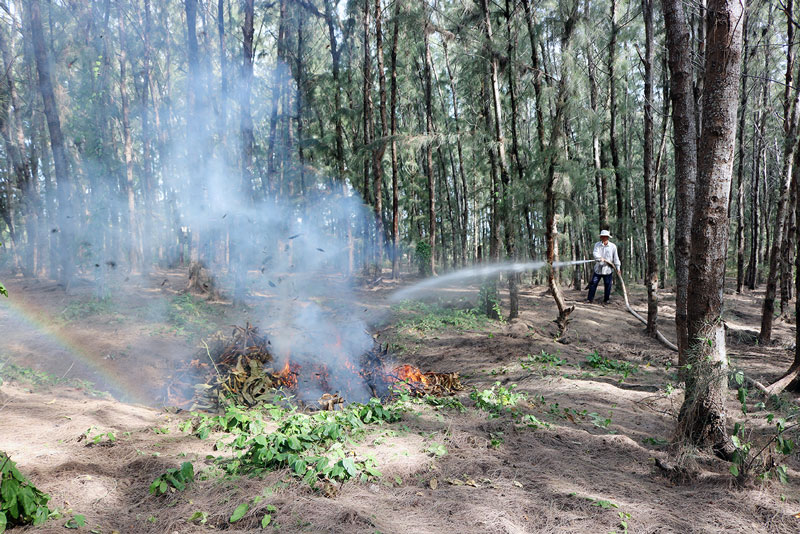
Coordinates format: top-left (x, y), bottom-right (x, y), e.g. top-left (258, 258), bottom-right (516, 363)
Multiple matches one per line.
top-left (163, 323), bottom-right (462, 410)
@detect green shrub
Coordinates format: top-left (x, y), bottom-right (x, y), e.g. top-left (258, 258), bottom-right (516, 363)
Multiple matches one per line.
top-left (149, 462), bottom-right (195, 495)
top-left (185, 399), bottom-right (402, 487)
top-left (415, 241), bottom-right (432, 276)
top-left (583, 351), bottom-right (638, 379)
top-left (394, 301), bottom-right (489, 333)
top-left (0, 451), bottom-right (51, 531)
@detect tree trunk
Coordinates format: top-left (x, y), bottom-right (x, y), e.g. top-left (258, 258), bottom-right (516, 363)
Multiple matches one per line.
top-left (678, 0), bottom-right (744, 458)
top-left (734, 13), bottom-right (751, 294)
top-left (27, 0), bottom-right (73, 287)
top-left (389, 0), bottom-right (400, 279)
top-left (521, 0), bottom-right (545, 154)
top-left (422, 4), bottom-right (436, 276)
top-left (0, 26), bottom-right (37, 277)
top-left (118, 7), bottom-right (142, 272)
top-left (266, 0), bottom-right (287, 196)
top-left (642, 0), bottom-right (658, 335)
top-left (609, 0), bottom-right (625, 242)
top-left (663, 0), bottom-right (697, 364)
top-left (586, 41), bottom-right (608, 231)
top-left (656, 54), bottom-right (671, 289)
top-left (373, 0), bottom-right (388, 273)
top-left (781, 178), bottom-right (797, 316)
top-left (759, 2), bottom-right (799, 343)
top-left (442, 39), bottom-right (469, 267)
top-left (482, 0), bottom-right (517, 318)
top-left (545, 1), bottom-right (579, 336)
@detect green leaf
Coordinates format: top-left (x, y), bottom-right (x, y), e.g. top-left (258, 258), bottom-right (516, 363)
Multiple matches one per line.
top-left (188, 511), bottom-right (207, 524)
top-left (729, 464), bottom-right (739, 477)
top-left (0, 511), bottom-right (6, 534)
top-left (64, 514), bottom-right (86, 529)
top-left (341, 458), bottom-right (359, 478)
top-left (0, 283), bottom-right (7, 298)
top-left (287, 436), bottom-right (302, 451)
top-left (179, 462), bottom-right (194, 481)
top-left (230, 502), bottom-right (249, 523)
top-left (775, 465), bottom-right (789, 484)
top-left (261, 514), bottom-right (272, 528)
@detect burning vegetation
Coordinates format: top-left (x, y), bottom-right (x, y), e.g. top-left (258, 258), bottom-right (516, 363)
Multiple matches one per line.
top-left (163, 323), bottom-right (462, 410)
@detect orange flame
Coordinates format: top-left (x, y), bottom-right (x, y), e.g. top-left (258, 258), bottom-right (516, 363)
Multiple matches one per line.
top-left (391, 364), bottom-right (430, 386)
top-left (274, 360), bottom-right (300, 388)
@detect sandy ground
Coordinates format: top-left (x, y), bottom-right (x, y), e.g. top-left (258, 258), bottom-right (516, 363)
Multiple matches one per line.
top-left (1, 269), bottom-right (800, 533)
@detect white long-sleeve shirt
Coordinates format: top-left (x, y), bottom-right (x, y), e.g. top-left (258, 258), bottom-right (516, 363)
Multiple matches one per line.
top-left (593, 241), bottom-right (621, 275)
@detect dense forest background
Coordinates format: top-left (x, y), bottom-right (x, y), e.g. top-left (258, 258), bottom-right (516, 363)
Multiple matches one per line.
top-left (1, 0), bottom-right (799, 473)
top-left (0, 0), bottom-right (764, 288)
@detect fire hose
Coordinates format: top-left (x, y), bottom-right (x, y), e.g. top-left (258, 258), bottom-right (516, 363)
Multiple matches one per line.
top-left (594, 258), bottom-right (678, 352)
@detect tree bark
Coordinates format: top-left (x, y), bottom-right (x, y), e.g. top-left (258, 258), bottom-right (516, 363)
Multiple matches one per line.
top-left (27, 0), bottom-right (73, 287)
top-left (608, 0), bottom-right (625, 242)
top-left (422, 3), bottom-right (436, 276)
top-left (373, 0), bottom-right (388, 272)
top-left (642, 0), bottom-right (658, 335)
top-left (118, 7), bottom-right (142, 272)
top-left (389, 0), bottom-right (400, 279)
top-left (0, 26), bottom-right (37, 277)
top-left (734, 12), bottom-right (751, 294)
top-left (678, 0), bottom-right (744, 458)
top-left (586, 42), bottom-right (608, 231)
top-left (663, 0), bottom-right (697, 364)
top-left (481, 0), bottom-right (517, 318)
top-left (759, 1), bottom-right (799, 343)
top-left (544, 1), bottom-right (579, 336)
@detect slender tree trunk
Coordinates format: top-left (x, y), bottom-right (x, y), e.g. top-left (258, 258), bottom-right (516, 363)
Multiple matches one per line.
top-left (656, 54), bottom-right (670, 289)
top-left (678, 0), bottom-right (744, 458)
top-left (296, 16), bottom-right (306, 195)
top-left (389, 0), bottom-right (400, 279)
top-left (734, 13), bottom-right (751, 294)
top-left (480, 72), bottom-right (500, 318)
top-left (781, 177), bottom-right (797, 316)
top-left (663, 0), bottom-right (697, 364)
top-left (233, 0), bottom-right (255, 303)
top-left (609, 0), bottom-right (625, 241)
top-left (422, 4), bottom-right (436, 275)
top-left (442, 39), bottom-right (469, 267)
top-left (27, 0), bottom-right (73, 287)
top-left (118, 8), bottom-right (141, 272)
top-left (266, 0), bottom-right (287, 196)
top-left (545, 1), bottom-right (579, 336)
top-left (642, 0), bottom-right (658, 334)
top-left (482, 0), bottom-right (517, 318)
top-left (759, 2), bottom-right (799, 343)
top-left (373, 0), bottom-right (388, 273)
top-left (0, 27), bottom-right (37, 277)
top-left (587, 43), bottom-right (608, 231)
top-left (521, 0), bottom-right (545, 154)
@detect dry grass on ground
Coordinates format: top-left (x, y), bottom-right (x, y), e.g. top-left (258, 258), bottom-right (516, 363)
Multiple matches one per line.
top-left (1, 271), bottom-right (800, 533)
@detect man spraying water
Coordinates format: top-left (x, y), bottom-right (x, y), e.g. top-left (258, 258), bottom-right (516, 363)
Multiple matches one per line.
top-left (586, 229), bottom-right (621, 305)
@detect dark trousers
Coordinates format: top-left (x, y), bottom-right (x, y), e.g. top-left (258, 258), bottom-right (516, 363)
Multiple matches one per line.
top-left (587, 272), bottom-right (613, 302)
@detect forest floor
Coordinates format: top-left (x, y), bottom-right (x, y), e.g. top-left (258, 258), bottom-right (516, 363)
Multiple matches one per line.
top-left (1, 268), bottom-right (799, 533)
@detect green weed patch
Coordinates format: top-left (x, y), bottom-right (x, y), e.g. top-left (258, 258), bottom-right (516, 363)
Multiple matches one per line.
top-left (0, 451), bottom-right (51, 531)
top-left (184, 398), bottom-right (402, 488)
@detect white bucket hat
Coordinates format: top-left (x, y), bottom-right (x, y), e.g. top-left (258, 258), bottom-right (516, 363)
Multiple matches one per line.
top-left (599, 230), bottom-right (612, 238)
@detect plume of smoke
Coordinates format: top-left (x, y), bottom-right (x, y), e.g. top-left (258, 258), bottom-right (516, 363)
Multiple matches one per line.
top-left (12, 57), bottom-right (384, 403)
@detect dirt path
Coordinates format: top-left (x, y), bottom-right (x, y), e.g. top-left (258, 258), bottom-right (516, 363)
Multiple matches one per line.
top-left (1, 272), bottom-right (799, 533)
